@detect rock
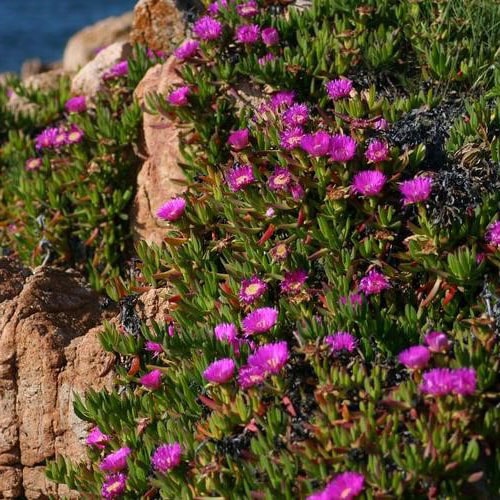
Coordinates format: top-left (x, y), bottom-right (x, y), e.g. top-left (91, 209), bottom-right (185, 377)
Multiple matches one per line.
top-left (63, 12), bottom-right (134, 72)
top-left (136, 287), bottom-right (173, 327)
top-left (0, 259), bottom-right (117, 498)
top-left (20, 59), bottom-right (44, 80)
top-left (131, 0), bottom-right (191, 53)
top-left (130, 57), bottom-right (186, 244)
top-left (71, 41), bottom-right (132, 97)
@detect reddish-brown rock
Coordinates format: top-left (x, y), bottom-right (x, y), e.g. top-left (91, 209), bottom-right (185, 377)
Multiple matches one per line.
top-left (131, 56), bottom-right (186, 244)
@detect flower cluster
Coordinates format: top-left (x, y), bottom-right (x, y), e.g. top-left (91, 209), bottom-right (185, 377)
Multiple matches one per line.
top-left (420, 367), bottom-right (477, 396)
top-left (35, 124), bottom-right (84, 150)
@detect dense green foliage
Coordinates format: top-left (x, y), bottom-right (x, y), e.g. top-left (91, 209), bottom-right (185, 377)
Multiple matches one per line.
top-left (16, 0), bottom-right (500, 497)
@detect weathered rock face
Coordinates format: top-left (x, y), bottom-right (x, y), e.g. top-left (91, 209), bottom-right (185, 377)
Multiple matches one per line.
top-left (131, 56), bottom-right (186, 244)
top-left (131, 0), bottom-right (194, 53)
top-left (0, 259), bottom-right (116, 499)
top-left (63, 12), bottom-right (134, 72)
top-left (71, 41), bottom-right (132, 98)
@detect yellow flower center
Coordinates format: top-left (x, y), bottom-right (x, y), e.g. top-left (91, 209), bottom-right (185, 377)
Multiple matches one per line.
top-left (245, 283), bottom-right (261, 295)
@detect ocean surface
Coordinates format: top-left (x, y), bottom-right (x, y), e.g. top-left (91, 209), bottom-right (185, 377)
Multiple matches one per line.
top-left (0, 0), bottom-right (136, 73)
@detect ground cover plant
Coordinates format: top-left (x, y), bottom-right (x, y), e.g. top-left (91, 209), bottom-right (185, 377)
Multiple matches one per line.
top-left (36, 0), bottom-right (500, 497)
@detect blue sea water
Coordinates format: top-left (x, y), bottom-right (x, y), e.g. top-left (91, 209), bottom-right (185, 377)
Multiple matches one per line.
top-left (0, 0), bottom-right (136, 73)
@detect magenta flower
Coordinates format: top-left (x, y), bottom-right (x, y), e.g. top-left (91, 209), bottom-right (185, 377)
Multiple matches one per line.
top-left (242, 307), bottom-right (278, 335)
top-left (290, 183), bottom-right (305, 201)
top-left (53, 129), bottom-right (68, 148)
top-left (100, 447), bottom-right (132, 472)
top-left (374, 118), bottom-right (389, 130)
top-left (280, 127), bottom-right (304, 150)
top-left (258, 53), bottom-right (276, 65)
top-left (239, 276), bottom-right (268, 304)
top-left (25, 157), bottom-right (42, 171)
top-left (86, 426), bottom-right (110, 449)
top-left (365, 139), bottom-right (389, 163)
top-left (486, 221), bottom-right (500, 246)
top-left (238, 365), bottom-right (267, 389)
top-left (398, 346), bottom-right (430, 370)
top-left (269, 90), bottom-right (296, 110)
top-left (226, 164), bottom-right (255, 192)
top-left (269, 242), bottom-right (290, 262)
top-left (424, 331), bottom-right (450, 353)
top-left (139, 369), bottom-right (162, 390)
top-left (66, 124), bottom-right (84, 145)
top-left (65, 95), bottom-right (86, 113)
top-left (207, 0), bottom-right (227, 15)
top-left (359, 269), bottom-right (390, 295)
top-left (102, 473), bottom-right (127, 499)
top-left (421, 367), bottom-right (477, 396)
top-left (35, 127), bottom-right (58, 150)
top-left (145, 341), bottom-right (163, 357)
top-left (151, 443), bottom-right (182, 473)
top-left (236, 1), bottom-right (259, 17)
top-left (203, 358), bottom-right (236, 383)
top-left (281, 269), bottom-right (308, 295)
top-left (400, 176), bottom-right (433, 205)
top-left (339, 293), bottom-right (363, 307)
top-left (330, 134), bottom-right (357, 162)
top-left (300, 131), bottom-right (331, 157)
top-left (168, 86), bottom-right (190, 106)
top-left (261, 27), bottom-right (280, 46)
top-left (228, 129), bottom-right (250, 150)
top-left (268, 167), bottom-right (292, 191)
top-left (308, 471), bottom-right (364, 500)
top-left (156, 197), bottom-right (186, 221)
top-left (352, 170), bottom-right (387, 196)
top-left (103, 60), bottom-right (128, 80)
top-left (193, 16), bottom-right (223, 40)
top-left (325, 332), bottom-right (358, 353)
top-left (325, 78), bottom-right (353, 101)
top-left (248, 341), bottom-right (289, 374)
top-left (235, 24), bottom-right (260, 44)
top-left (174, 39), bottom-right (200, 60)
top-left (282, 103), bottom-right (309, 127)
top-left (214, 323), bottom-right (238, 342)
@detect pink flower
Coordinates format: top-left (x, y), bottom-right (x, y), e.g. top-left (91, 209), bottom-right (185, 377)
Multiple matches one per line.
top-left (236, 1), bottom-right (259, 17)
top-left (300, 131), bottom-right (331, 156)
top-left (486, 221), bottom-right (500, 246)
top-left (238, 365), bottom-right (267, 389)
top-left (339, 293), bottom-right (363, 307)
top-left (193, 16), bottom-right (223, 40)
top-left (374, 118), bottom-right (388, 130)
top-left (103, 60), bottom-right (128, 80)
top-left (359, 269), bottom-right (390, 295)
top-left (100, 447), bottom-right (132, 472)
top-left (214, 323), bottom-right (238, 342)
top-left (53, 129), bottom-right (68, 148)
top-left (102, 473), bottom-right (127, 499)
top-left (242, 307), bottom-right (278, 335)
top-left (420, 368), bottom-right (476, 396)
top-left (269, 90), bottom-right (296, 110)
top-left (139, 369), bottom-right (162, 390)
top-left (156, 197), bottom-right (186, 221)
top-left (226, 164), bottom-right (255, 191)
top-left (151, 443), bottom-right (182, 473)
top-left (207, 0), bottom-right (227, 15)
top-left (282, 103), bottom-right (309, 127)
top-left (308, 471), bottom-right (364, 500)
top-left (235, 24), bottom-right (260, 44)
top-left (325, 78), bottom-right (353, 101)
top-left (352, 170), bottom-right (387, 196)
top-left (239, 276), bottom-right (268, 304)
top-left (168, 86), bottom-right (190, 106)
top-left (325, 332), bottom-right (358, 353)
top-left (25, 158), bottom-right (42, 171)
top-left (280, 127), bottom-right (304, 150)
top-left (35, 127), bottom-right (58, 150)
top-left (174, 40), bottom-right (200, 60)
top-left (86, 427), bottom-right (110, 449)
top-left (145, 341), bottom-right (164, 356)
top-left (424, 331), bottom-right (450, 353)
top-left (228, 129), bottom-right (250, 149)
top-left (268, 167), bottom-right (292, 191)
top-left (65, 95), bottom-right (86, 113)
top-left (281, 269), bottom-right (308, 295)
top-left (258, 53), bottom-right (276, 65)
top-left (261, 27), bottom-right (279, 46)
top-left (365, 139), bottom-right (389, 163)
top-left (290, 183), bottom-right (304, 201)
top-left (248, 341), bottom-right (289, 374)
top-left (330, 135), bottom-right (357, 162)
top-left (400, 176), bottom-right (433, 205)
top-left (203, 358), bottom-right (236, 383)
top-left (269, 242), bottom-right (290, 262)
top-left (66, 124), bottom-right (84, 145)
top-left (398, 346), bottom-right (430, 370)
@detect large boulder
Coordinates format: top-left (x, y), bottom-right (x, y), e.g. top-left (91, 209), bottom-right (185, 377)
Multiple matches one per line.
top-left (131, 56), bottom-right (186, 244)
top-left (0, 259), bottom-right (116, 498)
top-left (63, 12), bottom-right (134, 72)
